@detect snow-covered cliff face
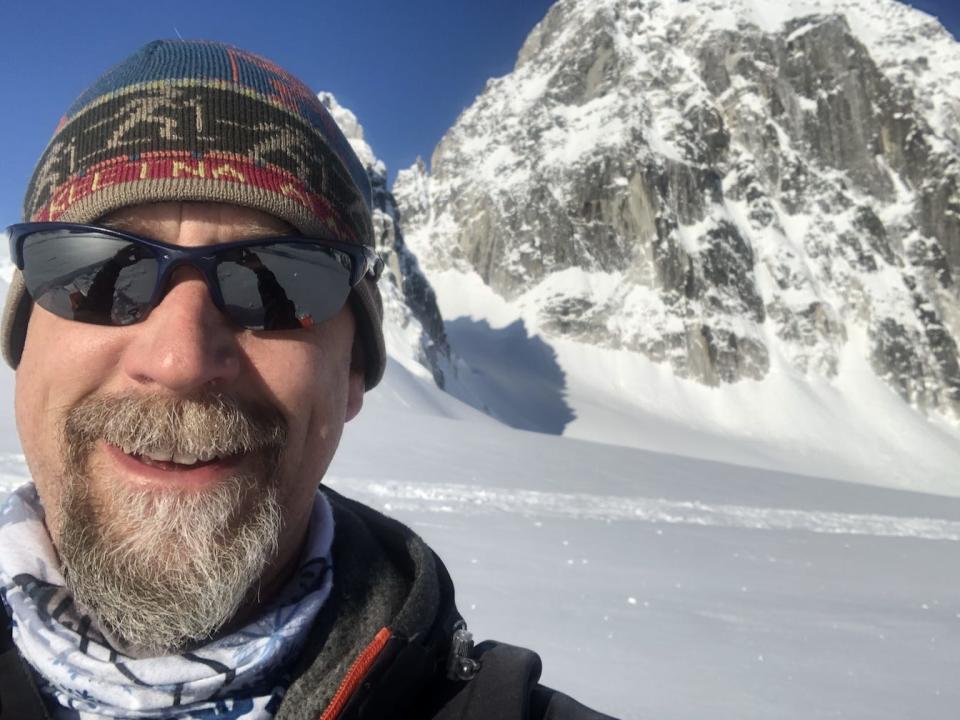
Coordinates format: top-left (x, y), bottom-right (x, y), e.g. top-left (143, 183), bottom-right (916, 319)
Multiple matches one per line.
top-left (318, 93), bottom-right (451, 386)
top-left (394, 0), bottom-right (960, 422)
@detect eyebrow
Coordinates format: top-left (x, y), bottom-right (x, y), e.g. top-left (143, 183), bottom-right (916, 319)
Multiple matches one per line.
top-left (97, 215), bottom-right (295, 239)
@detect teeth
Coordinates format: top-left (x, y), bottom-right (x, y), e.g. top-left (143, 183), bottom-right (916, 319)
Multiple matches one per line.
top-left (172, 451), bottom-right (199, 465)
top-left (117, 444), bottom-right (230, 465)
top-left (142, 448), bottom-right (174, 463)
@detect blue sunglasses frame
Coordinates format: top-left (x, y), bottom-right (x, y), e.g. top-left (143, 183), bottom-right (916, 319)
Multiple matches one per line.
top-left (6, 221), bottom-right (384, 329)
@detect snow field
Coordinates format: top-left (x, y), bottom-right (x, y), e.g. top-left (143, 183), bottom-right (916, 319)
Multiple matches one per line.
top-left (332, 376), bottom-right (960, 719)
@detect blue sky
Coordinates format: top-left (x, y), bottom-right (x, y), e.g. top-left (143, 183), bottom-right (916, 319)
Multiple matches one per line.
top-left (0, 0), bottom-right (957, 226)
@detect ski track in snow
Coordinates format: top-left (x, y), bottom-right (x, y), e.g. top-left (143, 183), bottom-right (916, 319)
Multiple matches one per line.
top-left (329, 477), bottom-right (960, 542)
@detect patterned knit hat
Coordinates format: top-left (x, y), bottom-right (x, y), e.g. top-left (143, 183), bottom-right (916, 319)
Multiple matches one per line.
top-left (2, 39), bottom-right (385, 388)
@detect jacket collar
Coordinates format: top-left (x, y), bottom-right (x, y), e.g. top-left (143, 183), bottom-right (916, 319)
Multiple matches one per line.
top-left (278, 487), bottom-right (465, 720)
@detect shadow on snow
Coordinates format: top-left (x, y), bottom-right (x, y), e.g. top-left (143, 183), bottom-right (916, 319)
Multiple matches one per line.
top-left (444, 316), bottom-right (575, 435)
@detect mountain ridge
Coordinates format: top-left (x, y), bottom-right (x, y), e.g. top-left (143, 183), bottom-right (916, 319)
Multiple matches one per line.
top-left (392, 0), bottom-right (960, 428)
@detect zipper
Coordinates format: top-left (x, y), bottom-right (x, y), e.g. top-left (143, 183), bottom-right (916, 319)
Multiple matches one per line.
top-left (317, 619), bottom-right (480, 719)
top-left (319, 626), bottom-right (393, 720)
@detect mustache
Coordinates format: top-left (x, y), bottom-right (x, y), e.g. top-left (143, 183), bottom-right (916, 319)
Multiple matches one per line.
top-left (62, 391), bottom-right (288, 461)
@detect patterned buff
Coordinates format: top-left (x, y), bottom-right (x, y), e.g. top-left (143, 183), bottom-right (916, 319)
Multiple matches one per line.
top-left (0, 483), bottom-right (335, 718)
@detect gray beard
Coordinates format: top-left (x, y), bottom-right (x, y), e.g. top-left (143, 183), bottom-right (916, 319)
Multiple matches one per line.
top-left (56, 392), bottom-right (287, 656)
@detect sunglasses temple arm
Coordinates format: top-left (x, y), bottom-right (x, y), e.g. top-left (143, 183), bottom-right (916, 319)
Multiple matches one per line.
top-left (366, 252), bottom-right (384, 282)
top-left (6, 232), bottom-right (22, 268)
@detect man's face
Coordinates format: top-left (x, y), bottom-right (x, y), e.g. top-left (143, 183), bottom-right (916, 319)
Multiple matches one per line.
top-left (14, 202), bottom-right (365, 652)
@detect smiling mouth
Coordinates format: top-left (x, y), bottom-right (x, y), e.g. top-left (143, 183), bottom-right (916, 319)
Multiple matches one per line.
top-left (116, 445), bottom-right (242, 471)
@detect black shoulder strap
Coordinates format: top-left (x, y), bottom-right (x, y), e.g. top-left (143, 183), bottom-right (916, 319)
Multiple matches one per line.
top-left (422, 640), bottom-right (619, 720)
top-left (0, 603), bottom-right (50, 720)
top-left (427, 640), bottom-right (543, 720)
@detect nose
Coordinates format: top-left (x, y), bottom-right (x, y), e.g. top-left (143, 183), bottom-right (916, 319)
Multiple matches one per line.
top-left (119, 266), bottom-right (242, 392)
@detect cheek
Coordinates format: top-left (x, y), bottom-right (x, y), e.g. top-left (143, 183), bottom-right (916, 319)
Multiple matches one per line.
top-left (18, 308), bottom-right (129, 410)
top-left (16, 312), bottom-right (122, 442)
top-left (15, 310), bottom-right (128, 532)
top-left (243, 333), bottom-right (352, 485)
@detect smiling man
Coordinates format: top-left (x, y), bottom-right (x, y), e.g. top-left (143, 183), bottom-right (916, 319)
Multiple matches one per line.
top-left (0, 41), bottom-right (613, 719)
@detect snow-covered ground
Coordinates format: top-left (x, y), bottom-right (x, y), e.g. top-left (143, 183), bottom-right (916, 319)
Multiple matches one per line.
top-left (336, 360), bottom-right (960, 719)
top-left (4, 357), bottom-right (960, 719)
top-left (427, 267), bottom-right (960, 498)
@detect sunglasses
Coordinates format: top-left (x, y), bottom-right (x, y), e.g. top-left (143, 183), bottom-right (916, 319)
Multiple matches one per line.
top-left (7, 222), bottom-right (384, 331)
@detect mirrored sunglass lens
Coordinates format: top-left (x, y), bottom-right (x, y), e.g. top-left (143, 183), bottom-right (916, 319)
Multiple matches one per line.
top-left (216, 243), bottom-right (353, 330)
top-left (20, 230), bottom-right (157, 325)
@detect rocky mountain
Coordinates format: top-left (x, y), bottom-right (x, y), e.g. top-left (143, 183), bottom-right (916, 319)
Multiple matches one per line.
top-left (318, 93), bottom-right (451, 387)
top-left (393, 0), bottom-right (960, 424)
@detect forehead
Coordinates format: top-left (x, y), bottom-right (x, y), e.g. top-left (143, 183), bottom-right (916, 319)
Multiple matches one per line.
top-left (98, 202), bottom-right (296, 242)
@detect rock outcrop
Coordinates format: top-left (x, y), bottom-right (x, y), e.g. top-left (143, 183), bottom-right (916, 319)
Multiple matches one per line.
top-left (394, 0), bottom-right (960, 421)
top-left (319, 93), bottom-right (451, 386)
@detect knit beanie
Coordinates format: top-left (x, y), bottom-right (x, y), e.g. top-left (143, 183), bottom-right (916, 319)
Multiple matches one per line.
top-left (2, 39), bottom-right (385, 389)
